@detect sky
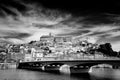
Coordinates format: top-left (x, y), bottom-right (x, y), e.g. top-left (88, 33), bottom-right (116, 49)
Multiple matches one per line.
top-left (0, 0), bottom-right (120, 51)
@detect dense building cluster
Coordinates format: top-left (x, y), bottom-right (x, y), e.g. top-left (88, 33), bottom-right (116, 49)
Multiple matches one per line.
top-left (0, 33), bottom-right (120, 62)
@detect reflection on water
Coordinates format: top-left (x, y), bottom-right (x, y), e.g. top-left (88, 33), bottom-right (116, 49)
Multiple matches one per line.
top-left (0, 69), bottom-right (90, 80)
top-left (89, 68), bottom-right (120, 80)
top-left (0, 69), bottom-right (120, 80)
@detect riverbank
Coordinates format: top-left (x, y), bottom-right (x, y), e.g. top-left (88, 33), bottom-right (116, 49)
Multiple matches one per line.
top-left (0, 63), bottom-right (16, 69)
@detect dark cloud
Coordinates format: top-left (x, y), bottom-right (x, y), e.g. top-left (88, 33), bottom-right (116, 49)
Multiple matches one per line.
top-left (57, 30), bottom-right (90, 36)
top-left (88, 32), bottom-right (106, 36)
top-left (81, 14), bottom-right (115, 25)
top-left (97, 35), bottom-right (120, 43)
top-left (32, 23), bottom-right (54, 28)
top-left (99, 34), bottom-right (112, 38)
top-left (0, 0), bottom-right (26, 12)
top-left (1, 32), bottom-right (31, 39)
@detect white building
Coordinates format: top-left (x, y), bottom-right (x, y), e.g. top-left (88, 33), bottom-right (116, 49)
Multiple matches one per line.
top-left (24, 48), bottom-right (33, 62)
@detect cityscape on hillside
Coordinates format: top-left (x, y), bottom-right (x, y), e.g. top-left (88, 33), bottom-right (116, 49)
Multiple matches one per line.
top-left (1, 0), bottom-right (120, 80)
top-left (0, 33), bottom-right (120, 63)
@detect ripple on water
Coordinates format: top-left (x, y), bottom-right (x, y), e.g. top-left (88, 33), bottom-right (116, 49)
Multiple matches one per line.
top-left (89, 68), bottom-right (120, 80)
top-left (0, 69), bottom-right (89, 80)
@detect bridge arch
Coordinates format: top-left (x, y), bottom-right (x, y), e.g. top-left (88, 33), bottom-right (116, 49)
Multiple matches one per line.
top-left (44, 63), bottom-right (64, 67)
top-left (59, 64), bottom-right (71, 74)
top-left (70, 62), bottom-right (120, 73)
top-left (71, 62), bottom-right (120, 69)
top-left (89, 64), bottom-right (113, 73)
top-left (41, 63), bottom-right (65, 71)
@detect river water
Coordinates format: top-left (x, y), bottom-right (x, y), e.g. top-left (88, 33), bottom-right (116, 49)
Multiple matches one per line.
top-left (0, 69), bottom-right (120, 80)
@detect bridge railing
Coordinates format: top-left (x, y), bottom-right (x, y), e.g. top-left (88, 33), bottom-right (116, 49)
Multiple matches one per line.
top-left (21, 54), bottom-right (120, 62)
top-left (29, 56), bottom-right (120, 62)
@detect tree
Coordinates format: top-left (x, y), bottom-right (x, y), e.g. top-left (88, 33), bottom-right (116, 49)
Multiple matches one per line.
top-left (0, 52), bottom-right (6, 62)
top-left (97, 43), bottom-right (115, 57)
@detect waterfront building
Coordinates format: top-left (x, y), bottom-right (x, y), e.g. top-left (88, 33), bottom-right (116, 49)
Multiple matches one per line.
top-left (49, 46), bottom-right (56, 53)
top-left (0, 47), bottom-right (6, 53)
top-left (24, 48), bottom-right (33, 62)
top-left (31, 47), bottom-right (44, 61)
top-left (11, 45), bottom-right (20, 53)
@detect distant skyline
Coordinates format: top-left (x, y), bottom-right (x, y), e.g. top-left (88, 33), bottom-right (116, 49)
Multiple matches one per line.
top-left (0, 0), bottom-right (120, 51)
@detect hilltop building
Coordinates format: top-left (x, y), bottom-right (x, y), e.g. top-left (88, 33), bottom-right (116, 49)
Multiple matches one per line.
top-left (40, 33), bottom-right (54, 47)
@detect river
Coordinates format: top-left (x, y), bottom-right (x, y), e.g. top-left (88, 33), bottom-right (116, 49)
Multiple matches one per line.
top-left (0, 69), bottom-right (120, 80)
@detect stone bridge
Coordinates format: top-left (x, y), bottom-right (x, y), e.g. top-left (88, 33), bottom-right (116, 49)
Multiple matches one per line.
top-left (17, 60), bottom-right (120, 74)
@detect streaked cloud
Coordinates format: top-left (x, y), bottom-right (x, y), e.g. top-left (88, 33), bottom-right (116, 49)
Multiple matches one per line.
top-left (0, 1), bottom-right (120, 51)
